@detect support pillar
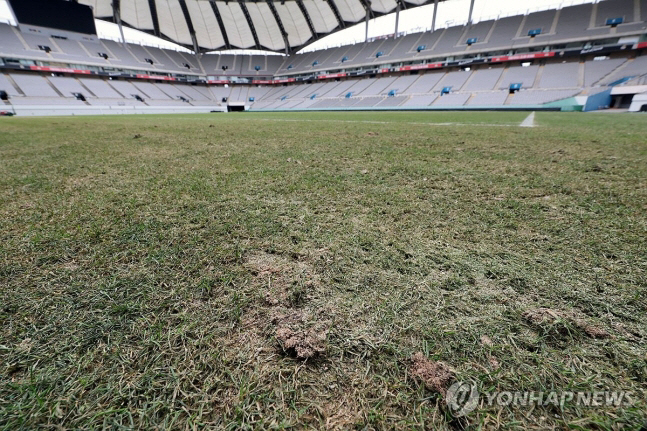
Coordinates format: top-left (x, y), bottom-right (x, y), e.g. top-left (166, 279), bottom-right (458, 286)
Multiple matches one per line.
top-left (365, 8), bottom-right (370, 43)
top-left (431, 0), bottom-right (439, 31)
top-left (394, 0), bottom-right (401, 37)
top-left (113, 0), bottom-right (126, 44)
top-left (467, 0), bottom-right (475, 25)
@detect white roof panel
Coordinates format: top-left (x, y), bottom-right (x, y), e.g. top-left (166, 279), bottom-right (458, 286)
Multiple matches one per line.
top-left (78, 0), bottom-right (113, 18)
top-left (276, 3), bottom-right (312, 47)
top-left (216, 2), bottom-right (256, 49)
top-left (120, 0), bottom-right (154, 30)
top-left (247, 3), bottom-right (285, 51)
top-left (371, 0), bottom-right (398, 14)
top-left (155, 0), bottom-right (193, 46)
top-left (79, 0), bottom-right (449, 51)
top-left (303, 0), bottom-right (339, 34)
top-left (333, 0), bottom-right (366, 23)
top-left (186, 1), bottom-right (225, 50)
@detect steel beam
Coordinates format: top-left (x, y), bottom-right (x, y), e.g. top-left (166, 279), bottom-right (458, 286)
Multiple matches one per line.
top-left (147, 0), bottom-right (161, 37)
top-left (296, 0), bottom-right (318, 41)
top-left (266, 0), bottom-right (290, 54)
top-left (238, 1), bottom-right (262, 50)
top-left (208, 1), bottom-right (231, 49)
top-left (324, 0), bottom-right (346, 29)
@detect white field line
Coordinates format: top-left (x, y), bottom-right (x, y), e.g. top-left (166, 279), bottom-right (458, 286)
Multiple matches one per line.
top-left (519, 112), bottom-right (536, 128)
top-left (240, 118), bottom-right (531, 128)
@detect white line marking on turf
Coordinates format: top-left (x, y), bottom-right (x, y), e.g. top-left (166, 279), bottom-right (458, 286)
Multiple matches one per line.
top-left (245, 118), bottom-right (522, 127)
top-left (519, 112), bottom-right (536, 128)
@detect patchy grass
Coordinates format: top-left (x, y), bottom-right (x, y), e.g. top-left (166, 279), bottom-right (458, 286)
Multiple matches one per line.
top-left (0, 111), bottom-right (646, 430)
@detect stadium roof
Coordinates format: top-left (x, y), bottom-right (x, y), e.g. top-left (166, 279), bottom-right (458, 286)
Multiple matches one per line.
top-left (77, 0), bottom-right (449, 53)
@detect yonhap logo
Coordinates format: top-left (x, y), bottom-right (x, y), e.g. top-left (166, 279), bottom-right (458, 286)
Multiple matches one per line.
top-left (446, 382), bottom-right (479, 417)
top-left (445, 382), bottom-right (636, 417)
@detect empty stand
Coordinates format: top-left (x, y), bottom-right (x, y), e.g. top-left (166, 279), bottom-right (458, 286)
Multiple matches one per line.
top-left (432, 93), bottom-right (470, 106)
top-left (108, 80), bottom-right (145, 99)
top-left (174, 84), bottom-right (212, 101)
top-left (387, 75), bottom-right (421, 94)
top-left (11, 74), bottom-right (59, 97)
top-left (508, 89), bottom-right (580, 105)
top-left (405, 72), bottom-right (445, 94)
top-left (413, 28), bottom-right (445, 56)
top-left (599, 55), bottom-right (647, 85)
top-left (360, 77), bottom-right (398, 96)
top-left (498, 64), bottom-right (539, 89)
top-left (0, 24), bottom-right (26, 56)
top-left (52, 38), bottom-right (91, 58)
top-left (17, 31), bottom-right (52, 57)
top-left (584, 58), bottom-right (627, 86)
top-left (100, 40), bottom-right (144, 68)
top-left (520, 10), bottom-right (556, 40)
top-left (433, 70), bottom-right (472, 92)
top-left (127, 44), bottom-right (161, 65)
top-left (482, 15), bottom-right (524, 50)
top-left (345, 78), bottom-right (376, 96)
top-left (209, 86), bottom-right (232, 101)
top-left (79, 78), bottom-right (124, 99)
top-left (432, 26), bottom-right (467, 55)
top-left (553, 4), bottom-right (603, 39)
top-left (595, 0), bottom-right (634, 27)
top-left (539, 62), bottom-right (580, 88)
top-left (467, 91), bottom-right (508, 106)
top-left (463, 67), bottom-right (503, 91)
top-left (48, 76), bottom-right (88, 97)
top-left (376, 95), bottom-right (408, 107)
top-left (400, 94), bottom-right (437, 107)
top-left (132, 82), bottom-right (173, 100)
top-left (462, 20), bottom-right (495, 47)
top-left (0, 73), bottom-right (21, 97)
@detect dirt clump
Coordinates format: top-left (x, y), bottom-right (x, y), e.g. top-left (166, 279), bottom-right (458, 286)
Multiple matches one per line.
top-left (410, 352), bottom-right (454, 395)
top-left (276, 326), bottom-right (327, 359)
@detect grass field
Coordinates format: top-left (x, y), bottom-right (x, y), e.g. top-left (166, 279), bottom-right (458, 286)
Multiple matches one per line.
top-left (1, 111), bottom-right (646, 430)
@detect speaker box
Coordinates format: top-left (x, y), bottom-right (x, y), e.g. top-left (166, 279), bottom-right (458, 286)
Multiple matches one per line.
top-left (0, 90), bottom-right (8, 101)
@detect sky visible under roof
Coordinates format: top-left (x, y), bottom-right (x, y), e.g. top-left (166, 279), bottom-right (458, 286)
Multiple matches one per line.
top-left (0, 0), bottom-right (596, 54)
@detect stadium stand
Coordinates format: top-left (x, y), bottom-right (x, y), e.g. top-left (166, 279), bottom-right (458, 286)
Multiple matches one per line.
top-left (1, 0), bottom-right (646, 114)
top-left (508, 89), bottom-right (581, 105)
top-left (78, 78), bottom-right (123, 99)
top-left (434, 70), bottom-right (472, 92)
top-left (463, 67), bottom-right (504, 91)
top-left (48, 76), bottom-right (89, 98)
top-left (400, 94), bottom-right (438, 107)
top-left (483, 15), bottom-right (525, 50)
top-left (432, 92), bottom-right (471, 106)
top-left (405, 73), bottom-right (446, 94)
top-left (538, 62), bottom-right (580, 88)
top-left (10, 73), bottom-right (59, 97)
top-left (0, 73), bottom-right (22, 97)
top-left (466, 91), bottom-right (508, 106)
top-left (498, 65), bottom-right (540, 89)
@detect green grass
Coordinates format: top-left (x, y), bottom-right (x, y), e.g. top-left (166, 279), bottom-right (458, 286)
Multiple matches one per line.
top-left (0, 111), bottom-right (646, 430)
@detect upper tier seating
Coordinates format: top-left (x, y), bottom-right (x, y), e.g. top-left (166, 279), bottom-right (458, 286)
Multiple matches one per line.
top-left (274, 0), bottom-right (644, 76)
